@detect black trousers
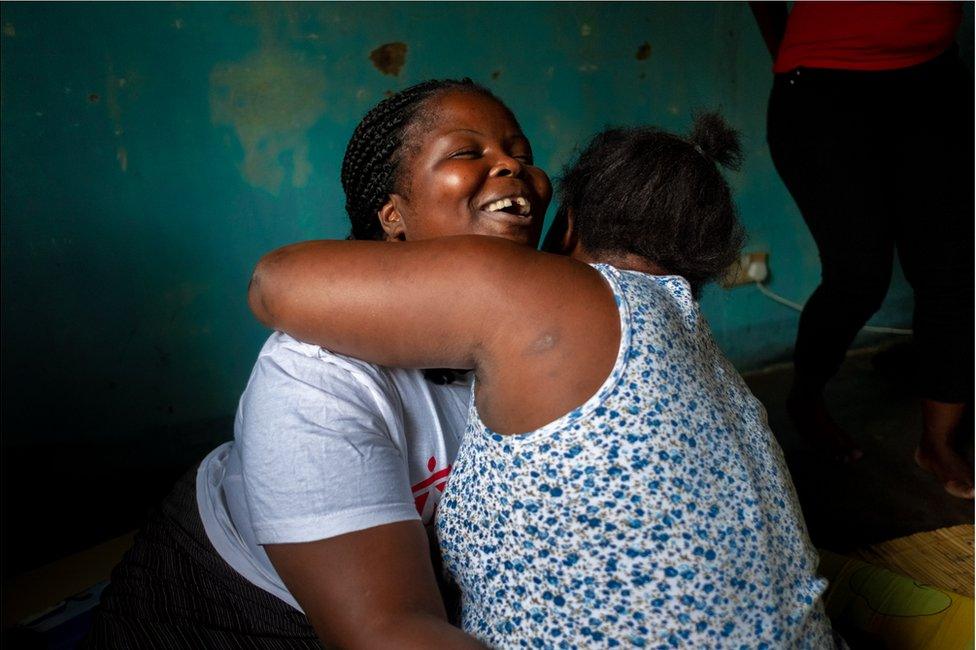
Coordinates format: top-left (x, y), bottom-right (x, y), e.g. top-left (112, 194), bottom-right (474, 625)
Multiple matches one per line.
top-left (767, 46), bottom-right (974, 403)
top-left (83, 465), bottom-right (323, 649)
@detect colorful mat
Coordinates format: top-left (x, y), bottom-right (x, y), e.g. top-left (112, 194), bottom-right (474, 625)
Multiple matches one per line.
top-left (852, 524), bottom-right (973, 598)
top-left (819, 525), bottom-right (975, 649)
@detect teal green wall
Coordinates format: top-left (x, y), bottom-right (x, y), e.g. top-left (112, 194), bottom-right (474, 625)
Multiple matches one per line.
top-left (2, 2), bottom-right (973, 448)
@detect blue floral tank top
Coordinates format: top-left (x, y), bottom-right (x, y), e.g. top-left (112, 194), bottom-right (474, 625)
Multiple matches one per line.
top-left (436, 264), bottom-right (836, 649)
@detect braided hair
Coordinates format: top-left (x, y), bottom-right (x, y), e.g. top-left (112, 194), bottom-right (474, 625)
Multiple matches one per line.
top-left (341, 78), bottom-right (507, 241)
top-left (341, 79), bottom-right (506, 385)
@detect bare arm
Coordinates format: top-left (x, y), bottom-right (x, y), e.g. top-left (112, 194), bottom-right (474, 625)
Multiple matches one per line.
top-left (266, 521), bottom-right (487, 649)
top-left (749, 1), bottom-right (789, 60)
top-left (249, 236), bottom-right (602, 371)
top-left (249, 235), bottom-right (620, 435)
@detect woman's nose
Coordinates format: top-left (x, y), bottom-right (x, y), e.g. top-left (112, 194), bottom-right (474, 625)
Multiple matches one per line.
top-left (489, 154), bottom-right (522, 178)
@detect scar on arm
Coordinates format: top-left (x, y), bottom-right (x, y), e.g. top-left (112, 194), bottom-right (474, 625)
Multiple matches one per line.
top-left (526, 331), bottom-right (559, 354)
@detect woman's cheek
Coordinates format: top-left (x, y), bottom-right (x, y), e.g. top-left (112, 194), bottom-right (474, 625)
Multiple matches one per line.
top-left (532, 169), bottom-right (554, 204)
top-left (438, 168), bottom-right (471, 192)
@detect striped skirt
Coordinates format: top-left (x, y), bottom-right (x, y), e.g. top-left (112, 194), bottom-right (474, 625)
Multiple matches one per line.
top-left (83, 465), bottom-right (323, 649)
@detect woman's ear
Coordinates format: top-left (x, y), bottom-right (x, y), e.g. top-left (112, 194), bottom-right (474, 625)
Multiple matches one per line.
top-left (377, 197), bottom-right (406, 241)
top-left (541, 206), bottom-right (578, 255)
top-left (561, 207), bottom-right (579, 254)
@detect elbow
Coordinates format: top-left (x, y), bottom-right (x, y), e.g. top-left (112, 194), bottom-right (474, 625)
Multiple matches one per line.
top-left (248, 252), bottom-right (280, 328)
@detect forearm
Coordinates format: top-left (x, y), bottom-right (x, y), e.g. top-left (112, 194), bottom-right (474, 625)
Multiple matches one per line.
top-left (247, 236), bottom-right (539, 369)
top-left (338, 612), bottom-right (487, 650)
top-left (249, 239), bottom-right (474, 366)
top-left (267, 522), bottom-right (483, 650)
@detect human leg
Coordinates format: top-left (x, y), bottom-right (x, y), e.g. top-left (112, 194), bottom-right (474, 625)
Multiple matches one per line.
top-left (890, 48), bottom-right (974, 497)
top-left (915, 402), bottom-right (973, 499)
top-left (767, 70), bottom-right (894, 460)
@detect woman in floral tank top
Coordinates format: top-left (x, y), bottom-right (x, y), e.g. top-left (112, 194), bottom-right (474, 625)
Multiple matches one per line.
top-left (250, 113), bottom-right (839, 648)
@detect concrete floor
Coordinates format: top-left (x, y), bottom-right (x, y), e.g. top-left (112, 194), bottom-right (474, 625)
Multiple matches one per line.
top-left (744, 342), bottom-right (974, 552)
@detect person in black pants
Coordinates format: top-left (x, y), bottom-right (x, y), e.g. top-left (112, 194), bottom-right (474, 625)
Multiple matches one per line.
top-left (753, 2), bottom-right (973, 498)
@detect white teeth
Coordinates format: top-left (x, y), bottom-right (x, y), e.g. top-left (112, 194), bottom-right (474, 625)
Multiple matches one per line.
top-left (485, 196), bottom-right (531, 215)
top-left (486, 198), bottom-right (512, 212)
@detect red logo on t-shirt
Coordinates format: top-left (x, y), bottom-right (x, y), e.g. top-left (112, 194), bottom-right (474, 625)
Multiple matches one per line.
top-left (411, 456), bottom-right (451, 523)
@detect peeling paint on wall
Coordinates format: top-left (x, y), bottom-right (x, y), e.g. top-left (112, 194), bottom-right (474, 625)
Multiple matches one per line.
top-left (95, 65), bottom-right (141, 174)
top-left (369, 42), bottom-right (407, 76)
top-left (2, 0), bottom-right (950, 460)
top-left (104, 68), bottom-right (140, 136)
top-left (209, 48), bottom-right (327, 195)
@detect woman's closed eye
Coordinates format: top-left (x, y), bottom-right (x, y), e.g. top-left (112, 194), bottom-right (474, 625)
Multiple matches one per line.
top-left (448, 147), bottom-right (532, 165)
top-left (449, 147), bottom-right (482, 159)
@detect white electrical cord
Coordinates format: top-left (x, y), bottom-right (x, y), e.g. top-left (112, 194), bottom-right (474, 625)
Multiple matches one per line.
top-left (754, 281), bottom-right (913, 336)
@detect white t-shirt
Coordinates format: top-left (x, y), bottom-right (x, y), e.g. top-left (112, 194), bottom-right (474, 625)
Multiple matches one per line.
top-left (197, 332), bottom-right (470, 610)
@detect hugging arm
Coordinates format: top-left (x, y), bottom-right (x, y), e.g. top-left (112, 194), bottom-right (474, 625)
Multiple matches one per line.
top-left (248, 235), bottom-right (595, 371)
top-left (248, 235), bottom-right (621, 435)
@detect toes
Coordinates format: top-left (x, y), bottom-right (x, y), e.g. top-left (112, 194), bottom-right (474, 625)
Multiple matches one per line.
top-left (944, 480), bottom-right (975, 500)
top-left (915, 447), bottom-right (974, 498)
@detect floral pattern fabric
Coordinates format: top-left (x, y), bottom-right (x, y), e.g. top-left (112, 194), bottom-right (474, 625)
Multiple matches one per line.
top-left (437, 264), bottom-right (836, 649)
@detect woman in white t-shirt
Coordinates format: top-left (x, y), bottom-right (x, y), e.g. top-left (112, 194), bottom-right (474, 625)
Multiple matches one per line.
top-left (85, 78), bottom-right (552, 649)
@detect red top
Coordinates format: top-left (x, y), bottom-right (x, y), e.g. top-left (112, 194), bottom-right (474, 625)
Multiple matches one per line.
top-left (774, 1), bottom-right (962, 73)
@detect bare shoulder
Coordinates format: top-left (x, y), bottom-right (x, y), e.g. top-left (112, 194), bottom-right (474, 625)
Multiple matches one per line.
top-left (467, 238), bottom-right (622, 435)
top-left (444, 236), bottom-right (619, 356)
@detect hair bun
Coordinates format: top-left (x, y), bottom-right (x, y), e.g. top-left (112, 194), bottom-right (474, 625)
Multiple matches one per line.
top-left (689, 112), bottom-right (742, 171)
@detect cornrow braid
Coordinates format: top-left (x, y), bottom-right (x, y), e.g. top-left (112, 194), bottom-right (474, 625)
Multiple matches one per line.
top-left (341, 78), bottom-right (502, 241)
top-left (340, 79), bottom-right (511, 385)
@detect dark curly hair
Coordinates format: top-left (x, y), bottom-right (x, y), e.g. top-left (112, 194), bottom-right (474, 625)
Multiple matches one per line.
top-left (341, 78), bottom-right (511, 241)
top-left (557, 112), bottom-right (745, 297)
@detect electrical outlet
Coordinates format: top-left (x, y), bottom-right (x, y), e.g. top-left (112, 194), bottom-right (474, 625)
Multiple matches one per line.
top-left (721, 252), bottom-right (769, 288)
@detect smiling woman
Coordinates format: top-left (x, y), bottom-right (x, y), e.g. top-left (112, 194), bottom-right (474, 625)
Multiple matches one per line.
top-left (364, 91), bottom-right (551, 245)
top-left (84, 79), bottom-right (551, 649)
top-left (342, 80), bottom-right (551, 246)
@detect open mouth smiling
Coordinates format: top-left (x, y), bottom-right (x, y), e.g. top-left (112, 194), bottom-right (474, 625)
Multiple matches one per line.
top-left (480, 196), bottom-right (532, 218)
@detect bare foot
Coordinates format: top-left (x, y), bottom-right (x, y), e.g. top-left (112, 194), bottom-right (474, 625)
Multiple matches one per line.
top-left (786, 391), bottom-right (864, 463)
top-left (915, 446), bottom-right (974, 499)
top-left (917, 400), bottom-right (974, 499)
